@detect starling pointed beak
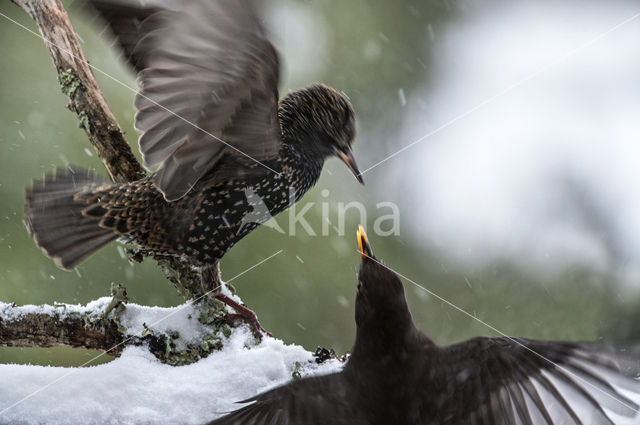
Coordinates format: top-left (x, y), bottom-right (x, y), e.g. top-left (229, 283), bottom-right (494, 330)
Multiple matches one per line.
top-left (357, 225), bottom-right (373, 261)
top-left (336, 148), bottom-right (364, 185)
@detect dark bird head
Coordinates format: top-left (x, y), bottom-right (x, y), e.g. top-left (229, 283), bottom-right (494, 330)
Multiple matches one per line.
top-left (278, 84), bottom-right (363, 184)
top-left (354, 226), bottom-right (414, 346)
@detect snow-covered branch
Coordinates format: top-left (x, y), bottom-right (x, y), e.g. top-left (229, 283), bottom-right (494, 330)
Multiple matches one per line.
top-left (0, 287), bottom-right (344, 423)
top-left (0, 283), bottom-right (251, 365)
top-left (0, 298), bottom-right (125, 354)
top-left (0, 299), bottom-right (344, 424)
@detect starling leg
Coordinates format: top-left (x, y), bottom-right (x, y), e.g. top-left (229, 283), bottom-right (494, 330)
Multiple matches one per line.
top-left (200, 262), bottom-right (271, 338)
top-left (215, 293), bottom-right (272, 338)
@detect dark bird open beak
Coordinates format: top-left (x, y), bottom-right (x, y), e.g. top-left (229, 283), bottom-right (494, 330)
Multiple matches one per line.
top-left (336, 148), bottom-right (364, 185)
top-left (357, 225), bottom-right (373, 261)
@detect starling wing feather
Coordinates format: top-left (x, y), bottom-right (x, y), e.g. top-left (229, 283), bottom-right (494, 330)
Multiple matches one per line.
top-left (87, 0), bottom-right (281, 201)
top-left (431, 337), bottom-right (640, 425)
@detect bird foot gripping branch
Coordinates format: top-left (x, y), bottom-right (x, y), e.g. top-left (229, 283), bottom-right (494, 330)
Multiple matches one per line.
top-left (214, 293), bottom-right (272, 339)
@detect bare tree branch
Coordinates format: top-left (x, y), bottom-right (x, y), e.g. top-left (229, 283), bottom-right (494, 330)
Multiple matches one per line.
top-left (0, 302), bottom-right (126, 355)
top-left (0, 284), bottom-right (235, 364)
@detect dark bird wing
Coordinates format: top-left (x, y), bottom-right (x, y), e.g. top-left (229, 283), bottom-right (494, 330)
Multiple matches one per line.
top-left (208, 373), bottom-right (367, 425)
top-left (428, 337), bottom-right (640, 425)
top-left (87, 0), bottom-right (282, 200)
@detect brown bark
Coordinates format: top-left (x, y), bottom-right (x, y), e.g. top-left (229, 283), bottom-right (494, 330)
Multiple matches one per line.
top-left (0, 306), bottom-right (125, 355)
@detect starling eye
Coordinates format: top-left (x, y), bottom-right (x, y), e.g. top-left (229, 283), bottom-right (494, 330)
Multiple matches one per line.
top-left (344, 119), bottom-right (354, 136)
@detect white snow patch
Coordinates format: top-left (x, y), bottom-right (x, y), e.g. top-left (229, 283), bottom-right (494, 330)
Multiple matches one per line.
top-left (119, 302), bottom-right (209, 345)
top-left (0, 298), bottom-right (111, 322)
top-left (0, 327), bottom-right (343, 425)
top-left (219, 285), bottom-right (244, 315)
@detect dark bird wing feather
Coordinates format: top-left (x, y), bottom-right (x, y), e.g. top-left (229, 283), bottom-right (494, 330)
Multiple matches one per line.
top-left (430, 337), bottom-right (640, 425)
top-left (208, 338), bottom-right (640, 425)
top-left (87, 0), bottom-right (282, 200)
top-left (207, 373), bottom-right (368, 425)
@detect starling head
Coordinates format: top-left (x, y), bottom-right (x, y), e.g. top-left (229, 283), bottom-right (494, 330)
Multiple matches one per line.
top-left (279, 84), bottom-right (363, 184)
top-left (355, 226), bottom-right (412, 331)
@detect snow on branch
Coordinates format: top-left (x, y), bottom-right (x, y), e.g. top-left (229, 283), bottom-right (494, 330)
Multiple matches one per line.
top-left (0, 297), bottom-right (125, 355)
top-left (0, 283), bottom-right (245, 364)
top-left (0, 301), bottom-right (344, 424)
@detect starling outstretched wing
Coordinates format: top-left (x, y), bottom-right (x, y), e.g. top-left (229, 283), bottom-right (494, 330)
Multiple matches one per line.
top-left (87, 0), bottom-right (281, 200)
top-left (429, 337), bottom-right (640, 424)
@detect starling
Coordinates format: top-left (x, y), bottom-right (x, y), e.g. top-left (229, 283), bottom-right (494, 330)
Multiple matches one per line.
top-left (24, 0), bottom-right (363, 333)
top-left (207, 226), bottom-right (640, 425)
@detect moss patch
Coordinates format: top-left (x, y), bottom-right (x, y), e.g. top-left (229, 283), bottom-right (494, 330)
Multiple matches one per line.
top-left (58, 68), bottom-right (83, 98)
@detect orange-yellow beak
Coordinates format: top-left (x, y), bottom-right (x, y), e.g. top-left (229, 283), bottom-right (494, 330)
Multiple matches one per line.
top-left (357, 225), bottom-right (373, 260)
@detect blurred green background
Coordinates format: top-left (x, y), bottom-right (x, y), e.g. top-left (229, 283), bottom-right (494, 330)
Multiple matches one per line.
top-left (1, 0), bottom-right (638, 367)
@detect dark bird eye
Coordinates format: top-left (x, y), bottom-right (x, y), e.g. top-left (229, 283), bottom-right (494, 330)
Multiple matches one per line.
top-left (344, 119), bottom-right (354, 135)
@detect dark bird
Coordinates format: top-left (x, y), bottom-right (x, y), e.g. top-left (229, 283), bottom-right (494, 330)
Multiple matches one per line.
top-left (24, 0), bottom-right (363, 333)
top-left (207, 226), bottom-right (640, 425)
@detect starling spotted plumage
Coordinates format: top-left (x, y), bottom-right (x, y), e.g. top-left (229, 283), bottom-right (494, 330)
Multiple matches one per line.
top-left (24, 0), bottom-right (363, 331)
top-left (207, 227), bottom-right (640, 425)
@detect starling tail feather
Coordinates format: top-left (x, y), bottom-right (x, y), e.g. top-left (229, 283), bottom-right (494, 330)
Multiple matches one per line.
top-left (25, 170), bottom-right (117, 269)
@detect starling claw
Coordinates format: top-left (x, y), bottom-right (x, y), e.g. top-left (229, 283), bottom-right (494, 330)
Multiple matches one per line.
top-left (214, 293), bottom-right (272, 339)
